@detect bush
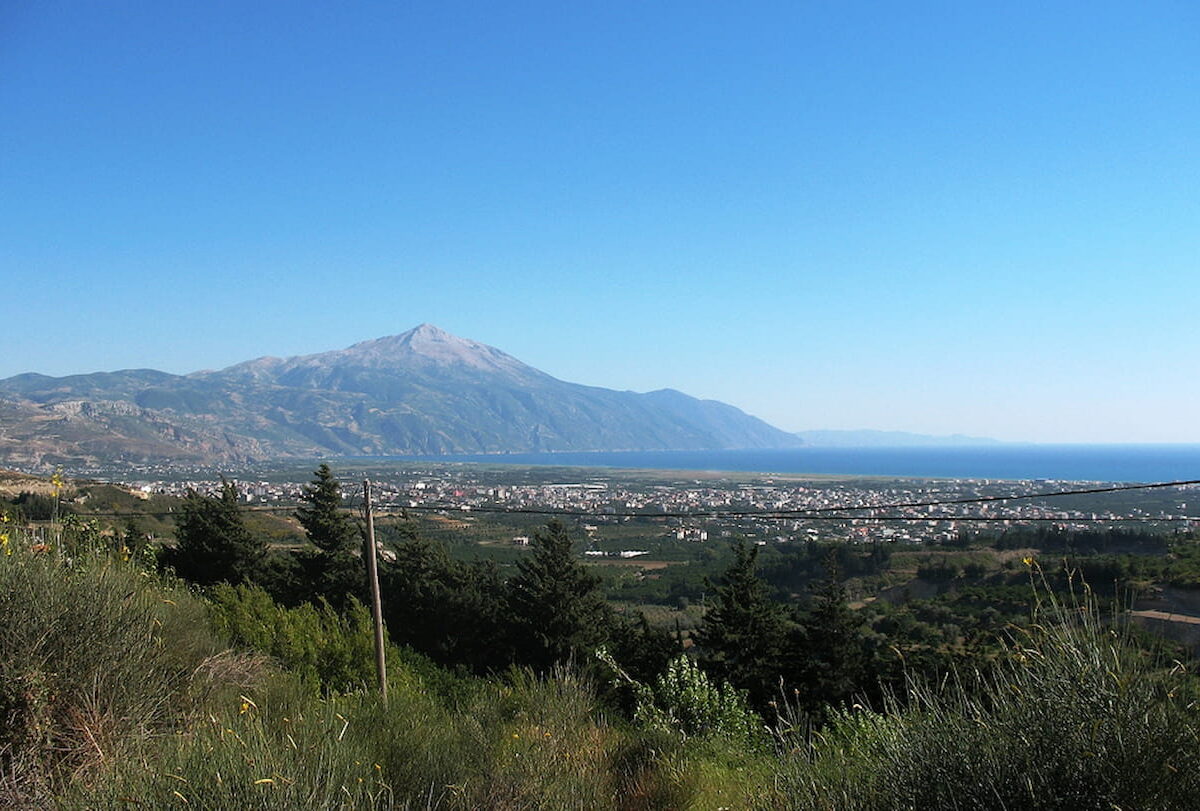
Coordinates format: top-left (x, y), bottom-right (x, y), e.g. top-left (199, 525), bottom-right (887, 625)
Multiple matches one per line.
top-left (207, 583), bottom-right (403, 695)
top-left (598, 649), bottom-right (765, 749)
top-left (1, 534), bottom-right (718, 809)
top-left (0, 544), bottom-right (234, 805)
top-left (777, 583), bottom-right (1200, 809)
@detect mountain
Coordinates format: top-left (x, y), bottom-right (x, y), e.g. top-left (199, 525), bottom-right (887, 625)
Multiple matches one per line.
top-left (794, 429), bottom-right (1002, 447)
top-left (0, 324), bottom-right (801, 469)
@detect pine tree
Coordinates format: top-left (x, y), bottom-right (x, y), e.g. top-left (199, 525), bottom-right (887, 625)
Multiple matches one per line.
top-left (291, 465), bottom-right (364, 610)
top-left (695, 540), bottom-right (789, 710)
top-left (381, 536), bottom-right (509, 673)
top-left (607, 611), bottom-right (680, 684)
top-left (507, 519), bottom-right (611, 671)
top-left (785, 553), bottom-right (869, 718)
top-left (295, 464), bottom-right (358, 554)
top-left (167, 479), bottom-right (264, 586)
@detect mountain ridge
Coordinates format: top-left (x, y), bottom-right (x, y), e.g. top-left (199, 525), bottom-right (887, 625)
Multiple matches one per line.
top-left (0, 325), bottom-right (802, 470)
top-left (794, 429), bottom-right (1002, 447)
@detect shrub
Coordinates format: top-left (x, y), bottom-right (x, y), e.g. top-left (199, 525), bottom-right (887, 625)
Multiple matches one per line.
top-left (0, 543), bottom-right (232, 805)
top-left (207, 583), bottom-right (400, 695)
top-left (598, 649), bottom-right (765, 749)
top-left (77, 665), bottom-right (664, 810)
top-left (777, 583), bottom-right (1200, 809)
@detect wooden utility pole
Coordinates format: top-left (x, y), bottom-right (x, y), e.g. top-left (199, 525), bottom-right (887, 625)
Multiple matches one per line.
top-left (363, 479), bottom-right (388, 704)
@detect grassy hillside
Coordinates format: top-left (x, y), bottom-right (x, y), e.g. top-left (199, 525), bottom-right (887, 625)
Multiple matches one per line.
top-left (3, 521), bottom-right (1200, 809)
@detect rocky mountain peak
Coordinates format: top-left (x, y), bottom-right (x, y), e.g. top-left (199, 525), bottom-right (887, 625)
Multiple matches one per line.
top-left (338, 324), bottom-right (535, 377)
top-left (0, 325), bottom-right (803, 467)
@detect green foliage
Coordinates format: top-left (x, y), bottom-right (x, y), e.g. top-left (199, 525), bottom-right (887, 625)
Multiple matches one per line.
top-left (785, 558), bottom-right (871, 720)
top-left (295, 463), bottom-right (358, 555)
top-left (507, 520), bottom-right (612, 671)
top-left (0, 544), bottom-right (231, 805)
top-left (76, 655), bottom-right (707, 810)
top-left (12, 469), bottom-right (1200, 809)
top-left (470, 667), bottom-right (627, 808)
top-left (120, 517), bottom-right (153, 562)
top-left (601, 648), bottom-right (764, 748)
top-left (10, 491), bottom-right (64, 522)
top-left (695, 540), bottom-right (789, 710)
top-left (2, 538), bottom-right (722, 809)
top-left (778, 585), bottom-right (1200, 810)
top-left (208, 583), bottom-right (395, 695)
top-left (165, 480), bottom-right (265, 587)
top-left (1166, 531), bottom-right (1200, 587)
top-left (971, 526), bottom-right (1172, 560)
top-left (759, 540), bottom-right (892, 595)
top-left (381, 536), bottom-right (509, 673)
top-left (59, 512), bottom-right (108, 557)
top-left (915, 557), bottom-right (960, 582)
top-left (605, 610), bottom-right (680, 685)
top-left (296, 545), bottom-right (368, 612)
top-left (75, 682), bottom-right (414, 809)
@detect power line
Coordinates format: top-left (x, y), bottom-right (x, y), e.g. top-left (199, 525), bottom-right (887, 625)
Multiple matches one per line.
top-left (52, 478), bottom-right (1200, 524)
top-left (371, 478), bottom-right (1200, 520)
top-left (408, 514), bottom-right (1191, 524)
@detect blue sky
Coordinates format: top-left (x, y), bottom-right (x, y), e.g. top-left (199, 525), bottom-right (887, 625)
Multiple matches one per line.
top-left (2, 1), bottom-right (1197, 442)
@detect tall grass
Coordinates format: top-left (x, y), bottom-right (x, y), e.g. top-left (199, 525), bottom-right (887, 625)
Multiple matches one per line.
top-left (0, 536), bottom-right (713, 809)
top-left (73, 682), bottom-right (396, 810)
top-left (12, 527), bottom-right (1196, 810)
top-left (776, 579), bottom-right (1200, 810)
top-left (74, 665), bottom-right (706, 810)
top-left (0, 541), bottom-right (249, 806)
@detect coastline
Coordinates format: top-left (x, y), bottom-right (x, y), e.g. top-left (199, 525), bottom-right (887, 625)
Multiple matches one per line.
top-left (359, 444), bottom-right (1200, 484)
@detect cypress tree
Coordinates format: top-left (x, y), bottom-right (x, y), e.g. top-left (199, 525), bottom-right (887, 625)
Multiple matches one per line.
top-left (294, 465), bottom-right (363, 610)
top-left (381, 536), bottom-right (508, 673)
top-left (507, 519), bottom-right (611, 671)
top-left (295, 464), bottom-right (358, 554)
top-left (786, 554), bottom-right (869, 718)
top-left (695, 540), bottom-right (789, 710)
top-left (168, 479), bottom-right (264, 586)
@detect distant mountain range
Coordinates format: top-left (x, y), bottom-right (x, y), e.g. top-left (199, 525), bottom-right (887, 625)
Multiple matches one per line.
top-left (0, 324), bottom-right (802, 469)
top-left (794, 430), bottom-right (1002, 447)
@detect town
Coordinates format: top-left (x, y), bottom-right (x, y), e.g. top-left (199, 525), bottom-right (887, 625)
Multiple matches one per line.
top-left (88, 459), bottom-right (1199, 550)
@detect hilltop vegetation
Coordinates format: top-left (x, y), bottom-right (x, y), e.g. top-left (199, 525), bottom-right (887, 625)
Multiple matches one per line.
top-left (3, 467), bottom-right (1200, 808)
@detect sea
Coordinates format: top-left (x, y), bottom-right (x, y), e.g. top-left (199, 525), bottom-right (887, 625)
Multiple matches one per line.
top-left (404, 445), bottom-right (1200, 484)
